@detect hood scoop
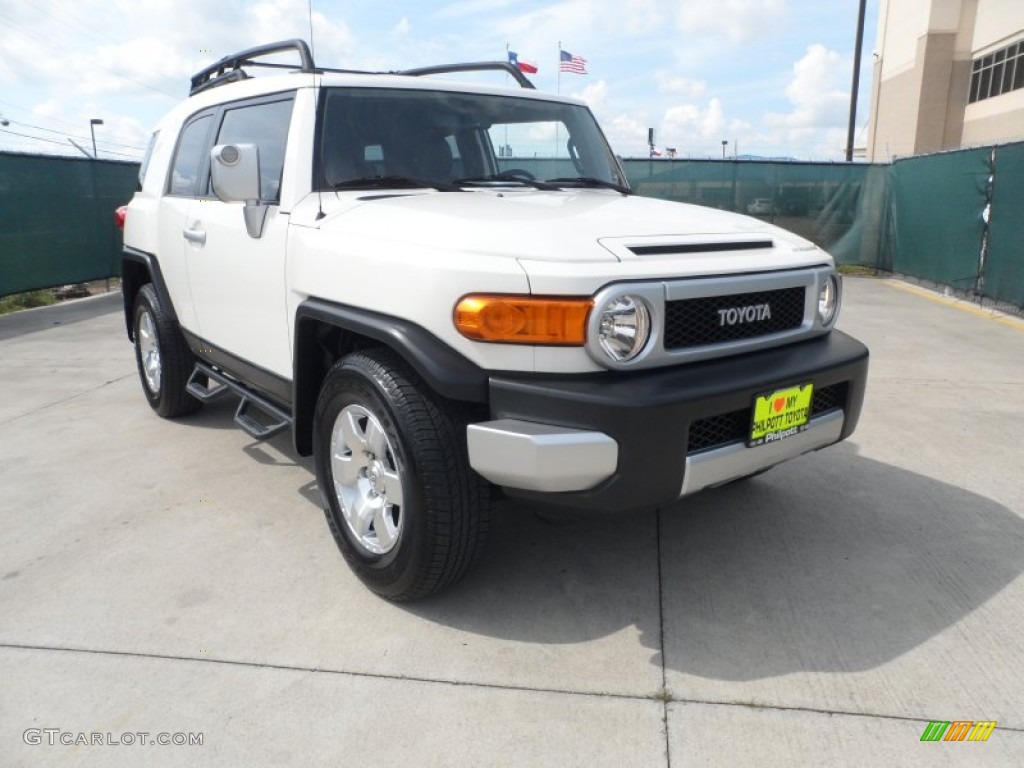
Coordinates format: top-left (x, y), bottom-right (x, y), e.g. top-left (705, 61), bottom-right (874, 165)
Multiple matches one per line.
top-left (628, 239), bottom-right (774, 256)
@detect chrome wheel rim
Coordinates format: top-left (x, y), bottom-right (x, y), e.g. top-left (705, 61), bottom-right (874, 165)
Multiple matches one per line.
top-left (138, 310), bottom-right (162, 394)
top-left (330, 404), bottom-right (404, 555)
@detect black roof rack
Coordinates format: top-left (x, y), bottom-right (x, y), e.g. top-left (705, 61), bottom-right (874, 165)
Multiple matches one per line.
top-left (189, 39), bottom-right (536, 96)
top-left (398, 62), bottom-right (536, 89)
top-left (190, 39), bottom-right (315, 95)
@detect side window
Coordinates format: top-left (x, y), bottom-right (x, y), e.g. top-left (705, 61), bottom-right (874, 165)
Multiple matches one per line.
top-left (168, 116), bottom-right (211, 196)
top-left (138, 130), bottom-right (159, 191)
top-left (215, 98), bottom-right (294, 201)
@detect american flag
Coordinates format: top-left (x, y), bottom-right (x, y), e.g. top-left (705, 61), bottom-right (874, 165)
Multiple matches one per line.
top-left (559, 49), bottom-right (587, 74)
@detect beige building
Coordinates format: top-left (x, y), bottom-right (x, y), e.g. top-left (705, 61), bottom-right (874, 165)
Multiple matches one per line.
top-left (867, 0), bottom-right (1024, 161)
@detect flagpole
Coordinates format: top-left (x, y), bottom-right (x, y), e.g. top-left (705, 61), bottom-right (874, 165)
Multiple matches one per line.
top-left (503, 44), bottom-right (512, 159)
top-left (557, 41), bottom-right (562, 95)
top-left (504, 43), bottom-right (509, 159)
top-left (555, 42), bottom-right (561, 161)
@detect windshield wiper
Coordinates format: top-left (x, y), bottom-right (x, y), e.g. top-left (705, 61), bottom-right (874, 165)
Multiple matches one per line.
top-left (331, 175), bottom-right (461, 192)
top-left (455, 173), bottom-right (561, 191)
top-left (545, 177), bottom-right (633, 195)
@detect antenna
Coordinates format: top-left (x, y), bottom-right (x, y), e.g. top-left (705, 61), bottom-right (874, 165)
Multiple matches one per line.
top-left (307, 0), bottom-right (316, 59)
top-left (308, 1), bottom-right (324, 220)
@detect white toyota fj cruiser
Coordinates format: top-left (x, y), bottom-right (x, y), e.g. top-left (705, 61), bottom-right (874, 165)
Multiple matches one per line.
top-left (120, 41), bottom-right (868, 600)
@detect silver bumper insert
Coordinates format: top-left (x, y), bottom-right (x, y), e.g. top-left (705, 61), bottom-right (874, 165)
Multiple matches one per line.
top-left (467, 419), bottom-right (618, 493)
top-left (681, 410), bottom-right (844, 496)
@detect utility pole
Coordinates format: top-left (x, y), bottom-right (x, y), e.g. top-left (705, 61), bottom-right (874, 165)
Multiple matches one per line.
top-left (845, 0), bottom-right (867, 161)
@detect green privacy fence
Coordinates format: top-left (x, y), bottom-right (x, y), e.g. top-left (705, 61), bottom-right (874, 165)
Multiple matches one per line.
top-left (879, 148), bottom-right (990, 289)
top-left (0, 152), bottom-right (139, 297)
top-left (2, 146), bottom-right (1022, 307)
top-left (619, 158), bottom-right (887, 268)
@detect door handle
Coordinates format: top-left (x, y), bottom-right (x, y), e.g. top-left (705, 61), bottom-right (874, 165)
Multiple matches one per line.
top-left (183, 226), bottom-right (206, 245)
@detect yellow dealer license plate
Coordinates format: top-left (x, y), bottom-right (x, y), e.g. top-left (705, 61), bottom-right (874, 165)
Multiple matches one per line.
top-left (749, 383), bottom-right (814, 447)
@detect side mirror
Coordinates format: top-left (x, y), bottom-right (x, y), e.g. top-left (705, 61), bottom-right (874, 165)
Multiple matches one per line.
top-left (211, 143), bottom-right (268, 238)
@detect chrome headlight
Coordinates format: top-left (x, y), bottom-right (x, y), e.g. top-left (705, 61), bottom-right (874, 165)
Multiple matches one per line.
top-left (818, 273), bottom-right (840, 326)
top-left (596, 294), bottom-right (651, 362)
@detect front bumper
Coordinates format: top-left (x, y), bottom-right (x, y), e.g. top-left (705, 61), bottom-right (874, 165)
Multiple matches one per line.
top-left (467, 330), bottom-right (868, 511)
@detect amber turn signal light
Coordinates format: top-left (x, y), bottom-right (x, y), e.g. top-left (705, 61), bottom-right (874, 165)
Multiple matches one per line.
top-left (454, 295), bottom-right (592, 345)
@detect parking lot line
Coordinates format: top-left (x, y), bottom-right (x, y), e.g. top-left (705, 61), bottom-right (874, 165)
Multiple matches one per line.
top-left (881, 279), bottom-right (1024, 331)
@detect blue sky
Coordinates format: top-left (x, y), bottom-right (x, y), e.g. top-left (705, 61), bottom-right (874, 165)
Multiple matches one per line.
top-left (0, 0), bottom-right (877, 161)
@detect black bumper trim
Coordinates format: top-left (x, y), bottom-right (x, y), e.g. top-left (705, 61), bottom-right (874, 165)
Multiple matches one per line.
top-left (488, 330), bottom-right (868, 511)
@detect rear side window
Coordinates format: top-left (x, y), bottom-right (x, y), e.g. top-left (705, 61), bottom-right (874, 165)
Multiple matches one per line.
top-left (168, 116), bottom-right (212, 196)
top-left (138, 130), bottom-right (159, 191)
top-left (215, 97), bottom-right (294, 201)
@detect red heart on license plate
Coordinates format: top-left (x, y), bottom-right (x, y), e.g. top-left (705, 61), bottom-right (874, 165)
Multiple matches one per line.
top-left (774, 397), bottom-right (785, 412)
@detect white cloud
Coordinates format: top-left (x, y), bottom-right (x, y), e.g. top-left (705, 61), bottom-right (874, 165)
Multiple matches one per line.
top-left (603, 114), bottom-right (651, 155)
top-left (675, 0), bottom-right (788, 43)
top-left (620, 0), bottom-right (666, 34)
top-left (660, 98), bottom-right (725, 142)
top-left (655, 72), bottom-right (706, 100)
top-left (435, 0), bottom-right (523, 20)
top-left (573, 80), bottom-right (609, 111)
top-left (0, 0), bottom-right (865, 162)
top-left (32, 101), bottom-right (60, 119)
top-left (393, 17), bottom-right (412, 37)
top-left (764, 44), bottom-right (850, 148)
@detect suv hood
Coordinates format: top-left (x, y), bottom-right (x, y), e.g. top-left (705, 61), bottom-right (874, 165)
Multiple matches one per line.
top-left (314, 189), bottom-right (816, 263)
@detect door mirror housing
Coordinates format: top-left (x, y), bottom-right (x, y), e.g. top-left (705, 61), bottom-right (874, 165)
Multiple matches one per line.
top-left (211, 143), bottom-right (268, 238)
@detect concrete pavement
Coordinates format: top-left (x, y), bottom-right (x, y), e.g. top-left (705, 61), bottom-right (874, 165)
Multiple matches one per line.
top-left (0, 279), bottom-right (1022, 766)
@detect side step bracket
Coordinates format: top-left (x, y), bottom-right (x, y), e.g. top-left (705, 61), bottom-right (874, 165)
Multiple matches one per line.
top-left (186, 362), bottom-right (292, 441)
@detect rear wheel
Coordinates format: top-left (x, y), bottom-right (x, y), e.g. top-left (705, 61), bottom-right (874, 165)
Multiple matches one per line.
top-left (132, 284), bottom-right (200, 418)
top-left (313, 348), bottom-right (490, 601)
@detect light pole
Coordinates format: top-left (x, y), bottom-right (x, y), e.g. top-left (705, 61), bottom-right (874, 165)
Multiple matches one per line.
top-left (845, 0), bottom-right (867, 161)
top-left (721, 140), bottom-right (728, 160)
top-left (0, 114), bottom-right (9, 127)
top-left (89, 118), bottom-right (104, 159)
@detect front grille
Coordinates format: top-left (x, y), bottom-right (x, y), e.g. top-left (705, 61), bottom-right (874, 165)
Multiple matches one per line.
top-left (664, 287), bottom-right (805, 349)
top-left (811, 382), bottom-right (847, 415)
top-left (686, 382), bottom-right (848, 454)
top-left (687, 409), bottom-right (749, 454)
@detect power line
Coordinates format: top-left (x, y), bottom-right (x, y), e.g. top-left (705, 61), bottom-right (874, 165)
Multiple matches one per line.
top-left (0, 8), bottom-right (178, 100)
top-left (0, 127), bottom-right (141, 158)
top-left (3, 118), bottom-right (146, 151)
top-left (18, 0), bottom-right (126, 49)
top-left (0, 128), bottom-right (73, 147)
top-left (0, 97), bottom-right (98, 132)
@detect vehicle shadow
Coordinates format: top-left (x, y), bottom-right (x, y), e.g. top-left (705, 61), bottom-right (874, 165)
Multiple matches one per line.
top-left (655, 440), bottom-right (1024, 680)
top-left (189, 398), bottom-right (1024, 682)
top-left (404, 441), bottom-right (1024, 680)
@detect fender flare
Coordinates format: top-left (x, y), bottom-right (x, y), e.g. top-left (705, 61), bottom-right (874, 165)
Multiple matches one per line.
top-left (121, 246), bottom-right (177, 340)
top-left (292, 298), bottom-right (488, 455)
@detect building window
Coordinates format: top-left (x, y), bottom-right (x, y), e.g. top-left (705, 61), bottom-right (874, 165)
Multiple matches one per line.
top-left (970, 40), bottom-right (1024, 103)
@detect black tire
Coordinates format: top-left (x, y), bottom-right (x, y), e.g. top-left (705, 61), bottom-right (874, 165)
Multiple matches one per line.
top-left (313, 348), bottom-right (490, 601)
top-left (132, 284), bottom-right (201, 418)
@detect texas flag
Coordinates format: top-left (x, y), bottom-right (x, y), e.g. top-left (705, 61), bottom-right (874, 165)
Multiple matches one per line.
top-left (507, 50), bottom-right (538, 74)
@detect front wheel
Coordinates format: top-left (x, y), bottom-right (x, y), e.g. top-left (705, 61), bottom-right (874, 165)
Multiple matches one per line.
top-left (313, 349), bottom-right (490, 601)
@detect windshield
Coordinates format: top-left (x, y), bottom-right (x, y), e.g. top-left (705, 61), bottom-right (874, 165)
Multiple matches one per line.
top-left (317, 86), bottom-right (626, 191)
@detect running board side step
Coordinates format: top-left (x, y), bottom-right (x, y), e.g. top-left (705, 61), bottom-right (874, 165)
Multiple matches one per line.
top-left (186, 362), bottom-right (293, 440)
